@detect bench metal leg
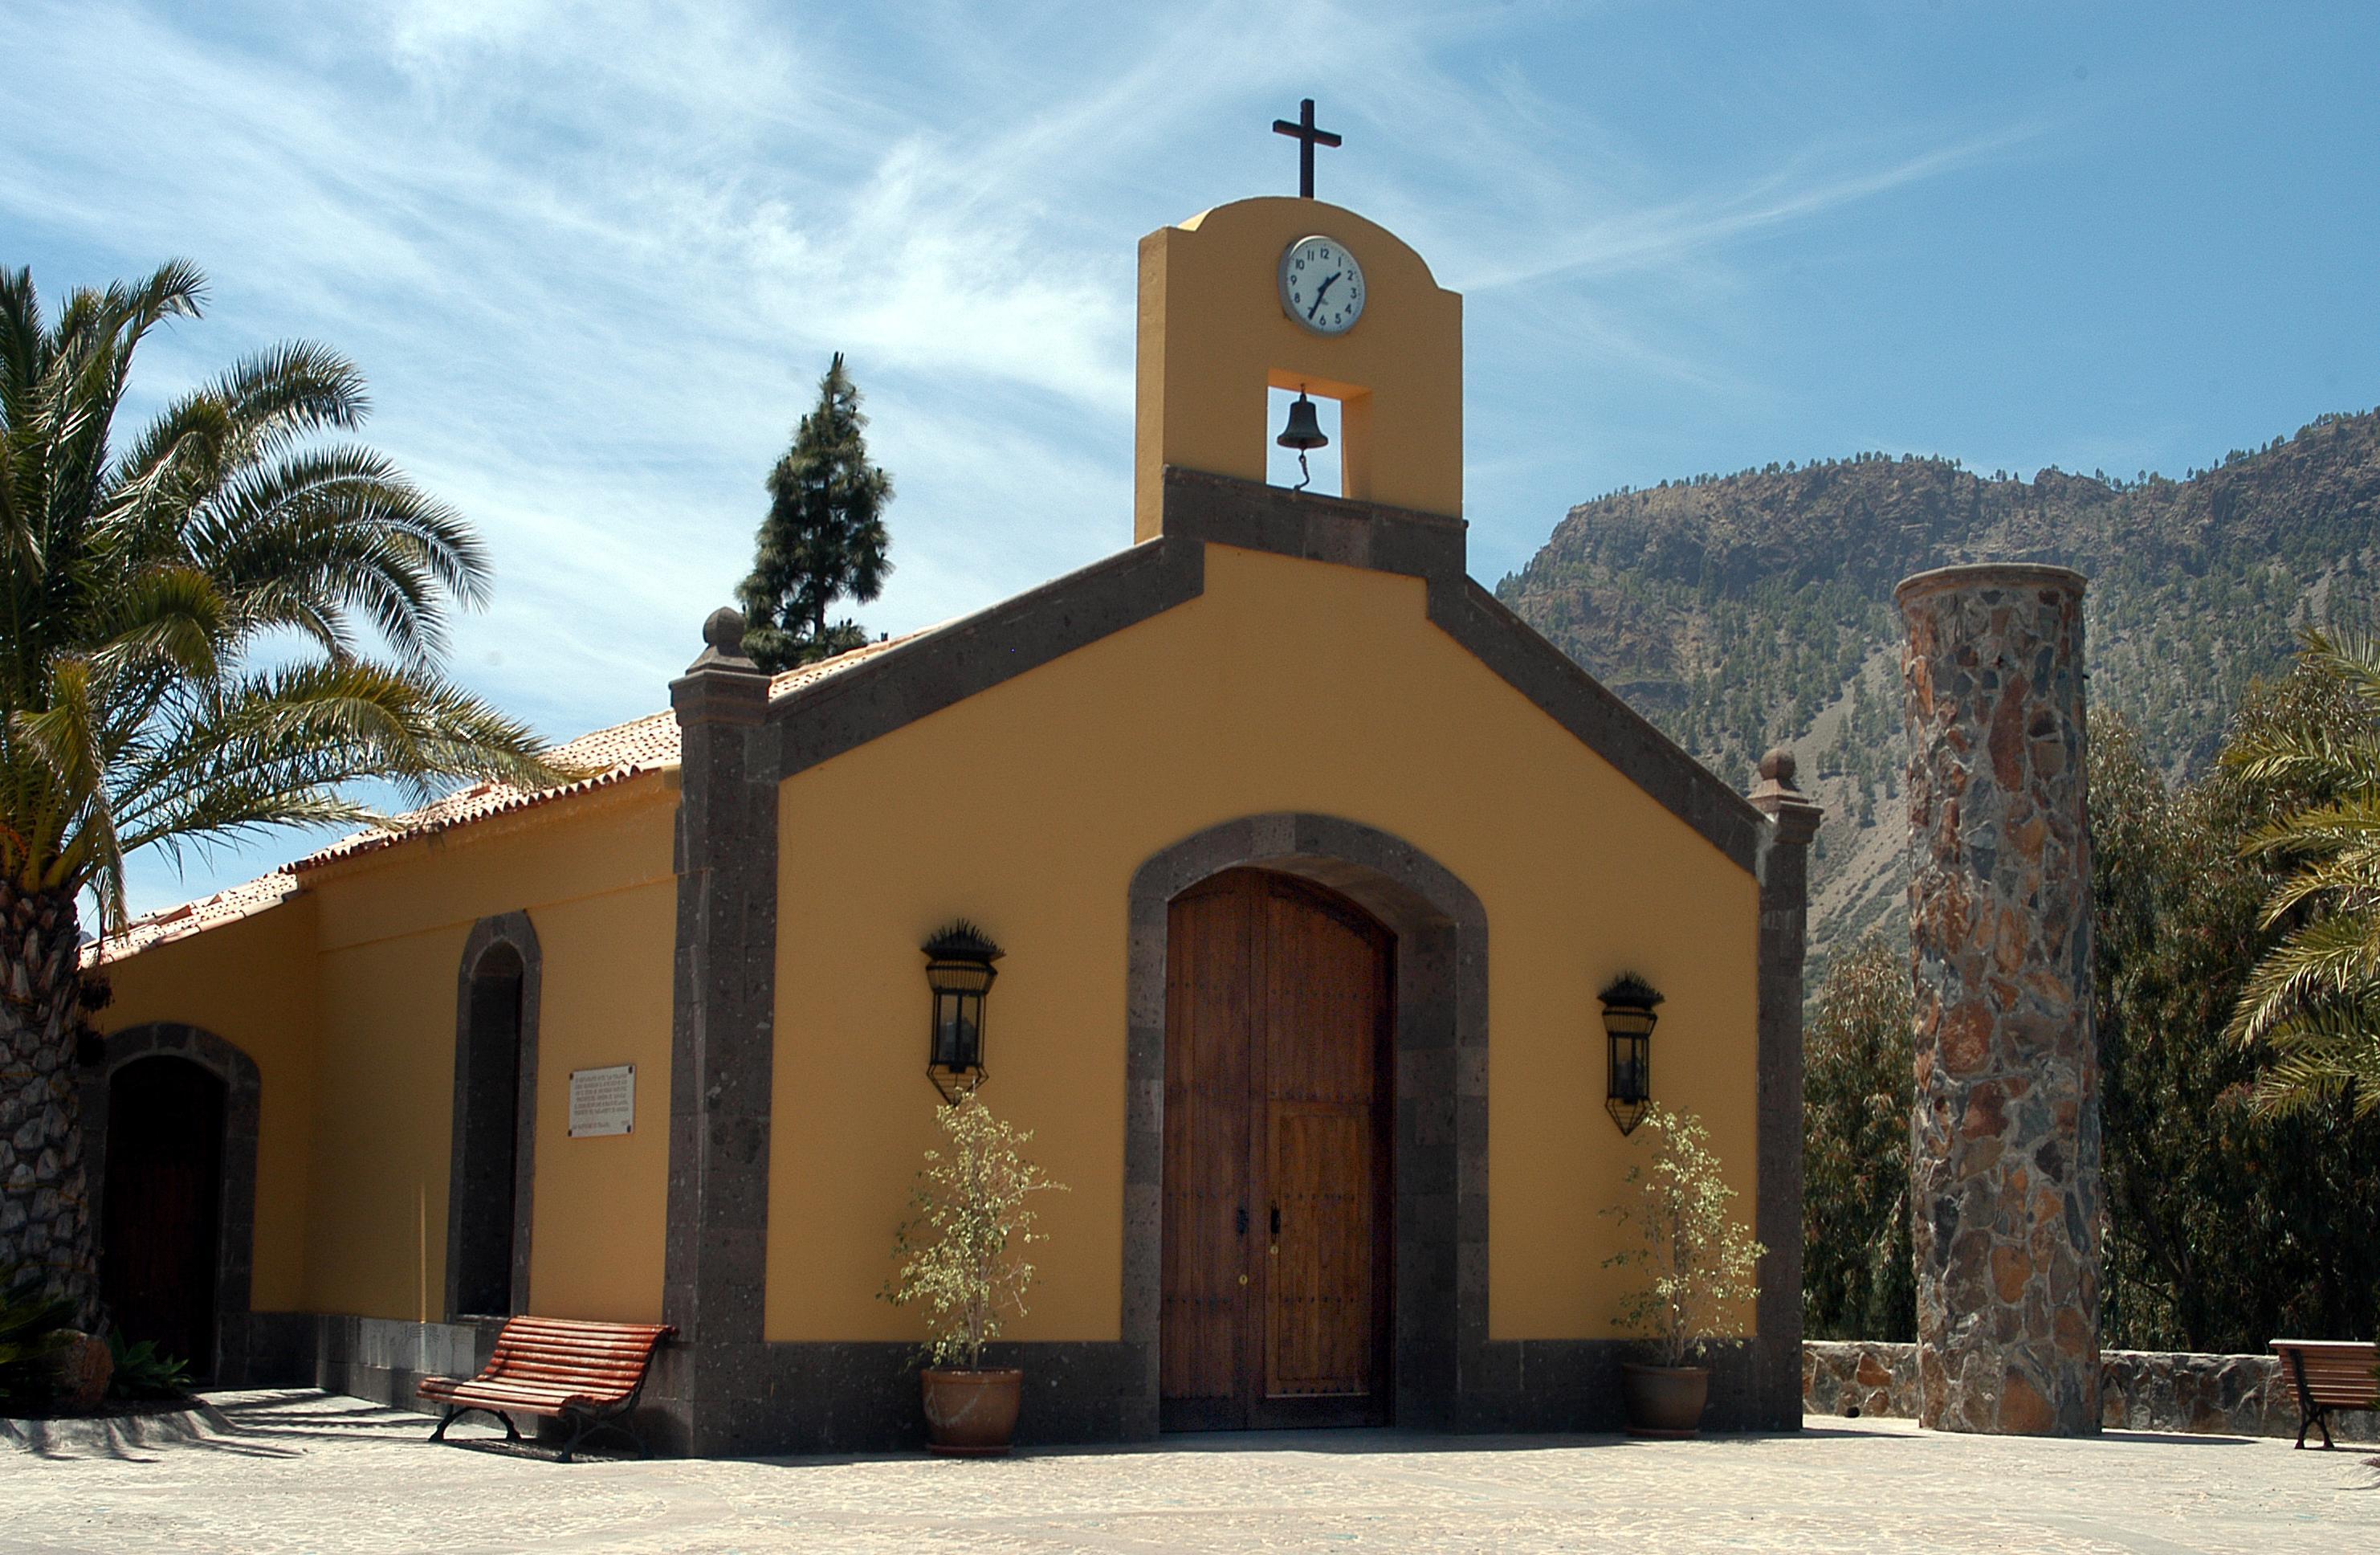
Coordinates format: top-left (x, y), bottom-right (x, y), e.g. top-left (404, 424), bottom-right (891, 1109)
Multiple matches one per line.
top-left (556, 1409), bottom-right (648, 1464)
top-left (429, 1404), bottom-right (520, 1445)
top-left (2283, 1351), bottom-right (2338, 1450)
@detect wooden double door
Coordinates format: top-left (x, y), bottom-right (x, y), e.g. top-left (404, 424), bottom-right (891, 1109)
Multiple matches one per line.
top-left (1160, 868), bottom-right (1395, 1430)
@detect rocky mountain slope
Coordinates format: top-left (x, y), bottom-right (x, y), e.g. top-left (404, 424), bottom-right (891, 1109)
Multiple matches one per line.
top-left (1497, 407), bottom-right (2380, 973)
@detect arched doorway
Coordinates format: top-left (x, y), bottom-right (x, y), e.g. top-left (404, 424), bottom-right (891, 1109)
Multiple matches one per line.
top-left (450, 935), bottom-right (529, 1319)
top-left (1159, 867), bottom-right (1395, 1429)
top-left (100, 1055), bottom-right (226, 1373)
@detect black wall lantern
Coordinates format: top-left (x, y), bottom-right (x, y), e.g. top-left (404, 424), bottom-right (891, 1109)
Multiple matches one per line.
top-left (923, 920), bottom-right (1002, 1104)
top-left (1599, 973), bottom-right (1663, 1135)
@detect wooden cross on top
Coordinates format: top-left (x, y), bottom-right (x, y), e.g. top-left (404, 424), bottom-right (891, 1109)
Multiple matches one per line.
top-left (1272, 98), bottom-right (1341, 200)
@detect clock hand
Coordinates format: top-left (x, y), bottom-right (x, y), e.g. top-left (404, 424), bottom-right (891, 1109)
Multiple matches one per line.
top-left (1306, 271), bottom-right (1341, 320)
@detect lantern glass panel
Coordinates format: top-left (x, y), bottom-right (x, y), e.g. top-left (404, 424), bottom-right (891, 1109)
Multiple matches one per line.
top-left (931, 991), bottom-right (984, 1071)
top-left (1606, 1027), bottom-right (1649, 1133)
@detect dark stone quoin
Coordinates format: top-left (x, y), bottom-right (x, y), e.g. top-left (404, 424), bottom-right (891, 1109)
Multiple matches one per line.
top-left (1897, 564), bottom-right (2101, 1435)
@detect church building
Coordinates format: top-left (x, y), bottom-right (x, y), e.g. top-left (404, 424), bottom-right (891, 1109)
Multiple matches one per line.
top-left (88, 188), bottom-right (1820, 1456)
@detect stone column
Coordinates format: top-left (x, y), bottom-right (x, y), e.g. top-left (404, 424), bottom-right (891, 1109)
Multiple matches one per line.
top-left (1897, 565), bottom-right (2100, 1435)
top-left (1747, 749), bottom-right (1822, 1430)
top-left (652, 607), bottom-right (780, 1456)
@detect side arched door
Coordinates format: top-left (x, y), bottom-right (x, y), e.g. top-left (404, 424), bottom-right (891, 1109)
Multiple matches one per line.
top-left (101, 1055), bottom-right (226, 1373)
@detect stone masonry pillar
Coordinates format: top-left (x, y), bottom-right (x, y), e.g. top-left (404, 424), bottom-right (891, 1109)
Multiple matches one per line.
top-left (1747, 749), bottom-right (1824, 1431)
top-left (1897, 564), bottom-right (2101, 1435)
top-left (651, 606), bottom-right (779, 1456)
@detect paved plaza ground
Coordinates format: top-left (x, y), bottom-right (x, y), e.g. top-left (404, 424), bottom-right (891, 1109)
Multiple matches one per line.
top-left (4, 1390), bottom-right (2375, 1553)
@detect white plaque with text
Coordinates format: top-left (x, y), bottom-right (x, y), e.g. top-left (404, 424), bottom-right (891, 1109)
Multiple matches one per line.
top-left (569, 1063), bottom-right (636, 1137)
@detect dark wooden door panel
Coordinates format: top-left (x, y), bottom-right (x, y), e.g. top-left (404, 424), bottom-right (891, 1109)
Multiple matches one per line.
top-left (100, 1056), bottom-right (225, 1376)
top-left (1163, 869), bottom-right (1393, 1431)
top-left (1266, 1101), bottom-right (1372, 1397)
top-left (1264, 885), bottom-right (1386, 1105)
top-left (1160, 875), bottom-right (1257, 1418)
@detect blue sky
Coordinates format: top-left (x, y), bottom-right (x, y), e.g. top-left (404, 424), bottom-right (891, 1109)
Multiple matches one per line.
top-left (6, 1), bottom-right (2378, 916)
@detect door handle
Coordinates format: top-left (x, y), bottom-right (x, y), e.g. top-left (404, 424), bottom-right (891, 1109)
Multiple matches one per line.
top-left (1270, 1206), bottom-right (1282, 1235)
top-left (1236, 1206), bottom-right (1249, 1235)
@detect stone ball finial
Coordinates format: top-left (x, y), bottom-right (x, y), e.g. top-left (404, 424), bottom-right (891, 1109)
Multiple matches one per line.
top-left (702, 606), bottom-right (747, 653)
top-left (1759, 746), bottom-right (1798, 787)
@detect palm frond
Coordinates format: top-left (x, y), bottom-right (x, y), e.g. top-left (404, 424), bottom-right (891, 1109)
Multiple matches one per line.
top-left (85, 564), bottom-right (225, 684)
top-left (2239, 1000), bottom-right (2380, 1120)
top-left (109, 659), bottom-right (577, 860)
top-left (2, 260), bottom-right (548, 925)
top-left (2295, 626), bottom-right (2380, 712)
top-left (2227, 910), bottom-right (2380, 1045)
top-left (191, 445), bottom-right (488, 668)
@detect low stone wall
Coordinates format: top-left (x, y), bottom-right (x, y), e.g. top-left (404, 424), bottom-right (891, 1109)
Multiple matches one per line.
top-left (1804, 1340), bottom-right (2377, 1442)
top-left (1804, 1340), bottom-right (1922, 1422)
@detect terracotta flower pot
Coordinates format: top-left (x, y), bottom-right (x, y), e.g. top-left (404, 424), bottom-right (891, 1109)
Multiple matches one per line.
top-left (921, 1367), bottom-right (1023, 1455)
top-left (1620, 1362), bottom-right (1709, 1439)
top-left (51, 1332), bottom-right (114, 1412)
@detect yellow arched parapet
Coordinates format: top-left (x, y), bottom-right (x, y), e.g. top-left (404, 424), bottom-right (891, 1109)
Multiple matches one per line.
top-left (1135, 197), bottom-right (1463, 539)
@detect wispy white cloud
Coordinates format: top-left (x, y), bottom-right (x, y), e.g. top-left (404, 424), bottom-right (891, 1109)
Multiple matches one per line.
top-left (0, 0), bottom-right (2089, 912)
top-left (1459, 120), bottom-right (2050, 296)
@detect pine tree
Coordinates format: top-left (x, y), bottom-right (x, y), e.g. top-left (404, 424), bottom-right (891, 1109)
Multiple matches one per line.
top-left (737, 353), bottom-right (893, 671)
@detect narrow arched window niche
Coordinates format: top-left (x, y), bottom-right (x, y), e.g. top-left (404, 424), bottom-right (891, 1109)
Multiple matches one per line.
top-left (446, 912), bottom-right (540, 1320)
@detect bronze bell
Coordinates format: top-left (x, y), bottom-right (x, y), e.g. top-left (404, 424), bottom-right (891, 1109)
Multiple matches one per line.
top-left (1275, 391), bottom-right (1329, 451)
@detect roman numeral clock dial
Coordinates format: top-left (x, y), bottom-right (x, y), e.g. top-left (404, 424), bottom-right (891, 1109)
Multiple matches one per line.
top-left (1279, 235), bottom-right (1366, 336)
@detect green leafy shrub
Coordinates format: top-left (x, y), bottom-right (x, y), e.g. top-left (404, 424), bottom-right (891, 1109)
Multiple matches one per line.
top-left (106, 1333), bottom-right (193, 1400)
top-left (880, 1092), bottom-right (1065, 1369)
top-left (1602, 1107), bottom-right (1765, 1369)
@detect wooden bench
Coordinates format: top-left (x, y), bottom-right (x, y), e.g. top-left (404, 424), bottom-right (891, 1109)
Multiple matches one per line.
top-left (418, 1316), bottom-right (674, 1462)
top-left (2271, 1338), bottom-right (2378, 1449)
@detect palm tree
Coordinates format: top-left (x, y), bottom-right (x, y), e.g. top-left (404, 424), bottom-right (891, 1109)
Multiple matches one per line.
top-left (2224, 628), bottom-right (2380, 1118)
top-left (2, 261), bottom-right (564, 1320)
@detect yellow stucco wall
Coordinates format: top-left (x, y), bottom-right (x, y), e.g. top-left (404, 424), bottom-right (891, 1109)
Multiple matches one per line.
top-left (769, 543), bottom-right (1760, 1347)
top-left (1135, 198), bottom-right (1463, 537)
top-left (98, 780), bottom-right (679, 1326)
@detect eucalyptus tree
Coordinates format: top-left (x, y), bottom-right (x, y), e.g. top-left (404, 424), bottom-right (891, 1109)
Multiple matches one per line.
top-left (1, 261), bottom-right (560, 1320)
top-left (1800, 932), bottom-right (1913, 1341)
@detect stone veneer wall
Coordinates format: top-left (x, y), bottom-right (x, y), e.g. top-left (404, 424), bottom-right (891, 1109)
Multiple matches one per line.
top-left (1898, 565), bottom-right (2102, 1435)
top-left (1805, 1341), bottom-right (2378, 1443)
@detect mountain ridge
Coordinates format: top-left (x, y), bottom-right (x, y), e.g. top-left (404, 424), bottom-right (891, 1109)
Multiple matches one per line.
top-left (1496, 406), bottom-right (2380, 966)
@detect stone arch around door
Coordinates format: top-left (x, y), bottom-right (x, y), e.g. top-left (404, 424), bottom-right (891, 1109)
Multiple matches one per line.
top-left (1127, 814), bottom-right (1486, 1431)
top-left (81, 1022), bottom-right (261, 1384)
top-left (447, 911), bottom-right (540, 1321)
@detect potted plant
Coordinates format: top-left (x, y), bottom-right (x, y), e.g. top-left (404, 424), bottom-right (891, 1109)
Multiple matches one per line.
top-left (881, 1090), bottom-right (1064, 1455)
top-left (1601, 1105), bottom-right (1765, 1438)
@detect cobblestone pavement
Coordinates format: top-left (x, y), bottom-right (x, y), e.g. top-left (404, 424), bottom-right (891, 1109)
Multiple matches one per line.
top-left (5, 1391), bottom-right (2377, 1553)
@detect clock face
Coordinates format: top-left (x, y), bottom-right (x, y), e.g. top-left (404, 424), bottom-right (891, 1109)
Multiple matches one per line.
top-left (1278, 235), bottom-right (1366, 336)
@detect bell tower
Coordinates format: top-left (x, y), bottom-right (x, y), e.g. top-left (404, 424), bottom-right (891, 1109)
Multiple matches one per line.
top-left (1132, 196), bottom-right (1464, 541)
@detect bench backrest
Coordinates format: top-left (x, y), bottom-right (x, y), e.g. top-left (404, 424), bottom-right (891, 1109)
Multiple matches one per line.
top-left (483, 1316), bottom-right (675, 1406)
top-left (2272, 1340), bottom-right (2380, 1408)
